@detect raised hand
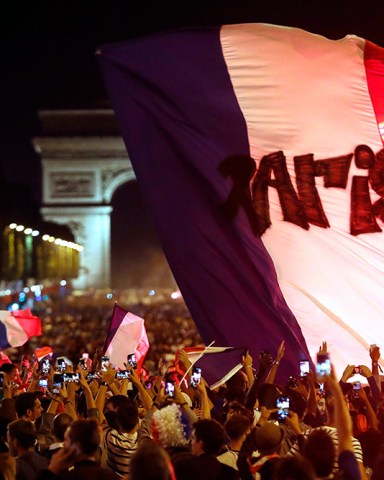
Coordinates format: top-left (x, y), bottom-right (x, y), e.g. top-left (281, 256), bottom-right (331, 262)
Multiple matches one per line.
top-left (101, 365), bottom-right (116, 386)
top-left (178, 349), bottom-right (192, 370)
top-left (369, 345), bottom-right (380, 362)
top-left (318, 341), bottom-right (327, 355)
top-left (242, 351), bottom-right (253, 369)
top-left (359, 365), bottom-right (372, 378)
top-left (341, 364), bottom-right (355, 382)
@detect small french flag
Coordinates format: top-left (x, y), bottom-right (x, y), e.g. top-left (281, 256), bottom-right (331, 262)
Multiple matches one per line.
top-left (104, 303), bottom-right (150, 371)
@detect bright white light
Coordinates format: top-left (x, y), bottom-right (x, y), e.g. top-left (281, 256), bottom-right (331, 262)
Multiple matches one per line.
top-left (48, 236), bottom-right (55, 243)
top-left (4, 290), bottom-right (11, 295)
top-left (149, 290), bottom-right (155, 296)
top-left (60, 280), bottom-right (67, 286)
top-left (9, 223), bottom-right (17, 229)
top-left (24, 228), bottom-right (32, 235)
top-left (23, 287), bottom-right (29, 293)
top-left (32, 230), bottom-right (39, 237)
top-left (42, 234), bottom-right (50, 241)
top-left (107, 293), bottom-right (113, 299)
top-left (54, 238), bottom-right (62, 245)
top-left (16, 225), bottom-right (24, 232)
top-left (11, 303), bottom-right (19, 311)
top-left (171, 291), bottom-right (182, 299)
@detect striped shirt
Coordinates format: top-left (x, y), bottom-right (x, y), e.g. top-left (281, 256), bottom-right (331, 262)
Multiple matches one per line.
top-left (102, 425), bottom-right (138, 477)
top-left (287, 426), bottom-right (363, 472)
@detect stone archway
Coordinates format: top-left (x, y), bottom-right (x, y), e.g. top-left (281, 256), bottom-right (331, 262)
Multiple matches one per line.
top-left (32, 110), bottom-right (135, 289)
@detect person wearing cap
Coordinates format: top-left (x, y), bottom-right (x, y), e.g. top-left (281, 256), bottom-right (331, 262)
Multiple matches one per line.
top-left (238, 419), bottom-right (285, 480)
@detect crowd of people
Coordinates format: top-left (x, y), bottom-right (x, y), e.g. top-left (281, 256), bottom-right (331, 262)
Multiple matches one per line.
top-left (0, 299), bottom-right (383, 479)
top-left (4, 298), bottom-right (203, 372)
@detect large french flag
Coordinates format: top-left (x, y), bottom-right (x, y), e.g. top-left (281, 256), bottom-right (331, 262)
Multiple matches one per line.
top-left (0, 309), bottom-right (42, 350)
top-left (98, 23), bottom-right (384, 380)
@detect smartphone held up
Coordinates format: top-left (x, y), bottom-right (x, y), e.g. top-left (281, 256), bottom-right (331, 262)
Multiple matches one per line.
top-left (276, 396), bottom-right (290, 421)
top-left (101, 356), bottom-right (110, 372)
top-left (316, 352), bottom-right (331, 378)
top-left (127, 353), bottom-right (137, 370)
top-left (190, 367), bottom-right (202, 388)
top-left (165, 380), bottom-right (175, 397)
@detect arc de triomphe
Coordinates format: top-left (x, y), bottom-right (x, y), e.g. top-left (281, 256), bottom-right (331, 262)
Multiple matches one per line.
top-left (32, 109), bottom-right (135, 289)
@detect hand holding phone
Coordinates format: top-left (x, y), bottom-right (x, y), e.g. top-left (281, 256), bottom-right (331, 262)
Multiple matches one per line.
top-left (165, 380), bottom-right (175, 397)
top-left (39, 378), bottom-right (48, 389)
top-left (276, 396), bottom-right (290, 421)
top-left (40, 358), bottom-right (50, 375)
top-left (353, 381), bottom-right (361, 391)
top-left (101, 356), bottom-right (110, 372)
top-left (316, 352), bottom-right (331, 378)
top-left (127, 353), bottom-right (137, 370)
top-left (85, 372), bottom-right (100, 381)
top-left (56, 357), bottom-right (66, 372)
top-left (299, 360), bottom-right (310, 377)
top-left (53, 373), bottom-right (64, 387)
top-left (63, 372), bottom-right (79, 383)
top-left (190, 367), bottom-right (202, 388)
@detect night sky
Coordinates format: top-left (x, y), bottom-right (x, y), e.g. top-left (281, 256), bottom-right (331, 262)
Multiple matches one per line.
top-left (1, 1), bottom-right (383, 287)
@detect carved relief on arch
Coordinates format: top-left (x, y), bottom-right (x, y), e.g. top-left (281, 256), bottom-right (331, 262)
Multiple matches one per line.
top-left (102, 165), bottom-right (136, 203)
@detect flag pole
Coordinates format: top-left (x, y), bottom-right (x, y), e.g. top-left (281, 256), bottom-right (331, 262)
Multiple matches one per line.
top-left (180, 340), bottom-right (215, 384)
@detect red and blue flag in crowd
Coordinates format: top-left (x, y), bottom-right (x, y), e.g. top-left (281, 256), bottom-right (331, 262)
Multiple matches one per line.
top-left (104, 303), bottom-right (149, 372)
top-left (0, 309), bottom-right (42, 350)
top-left (97, 23), bottom-right (384, 379)
top-left (175, 346), bottom-right (248, 389)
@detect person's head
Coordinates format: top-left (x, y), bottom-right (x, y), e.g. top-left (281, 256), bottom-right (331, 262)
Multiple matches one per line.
top-left (226, 371), bottom-right (249, 392)
top-left (104, 394), bottom-right (132, 413)
top-left (64, 419), bottom-right (100, 458)
top-left (15, 392), bottom-right (43, 420)
top-left (225, 401), bottom-right (254, 422)
top-left (104, 410), bottom-right (120, 429)
top-left (7, 419), bottom-right (36, 456)
top-left (192, 419), bottom-right (226, 456)
top-left (52, 412), bottom-right (73, 442)
top-left (303, 429), bottom-right (335, 478)
top-left (274, 455), bottom-right (315, 480)
top-left (253, 422), bottom-right (284, 455)
top-left (130, 442), bottom-right (175, 480)
top-left (258, 383), bottom-right (282, 410)
top-left (355, 428), bottom-right (384, 470)
top-left (224, 413), bottom-right (252, 442)
top-left (116, 400), bottom-right (139, 433)
top-left (0, 364), bottom-right (18, 383)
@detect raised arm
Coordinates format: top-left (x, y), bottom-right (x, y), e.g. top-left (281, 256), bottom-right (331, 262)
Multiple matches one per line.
top-left (129, 366), bottom-right (153, 412)
top-left (265, 340), bottom-right (285, 384)
top-left (244, 351), bottom-right (273, 411)
top-left (325, 367), bottom-right (365, 480)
